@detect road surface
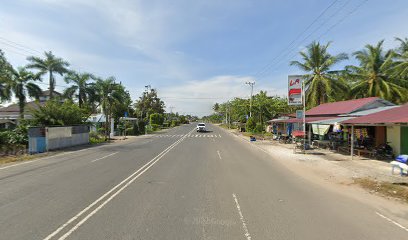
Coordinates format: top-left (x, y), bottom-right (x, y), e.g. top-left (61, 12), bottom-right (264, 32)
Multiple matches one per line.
top-left (0, 124), bottom-right (407, 239)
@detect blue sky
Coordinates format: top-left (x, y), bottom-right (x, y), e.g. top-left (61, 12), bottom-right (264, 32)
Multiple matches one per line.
top-left (1, 0), bottom-right (408, 116)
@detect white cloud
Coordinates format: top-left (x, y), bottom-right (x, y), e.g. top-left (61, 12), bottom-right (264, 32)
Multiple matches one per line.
top-left (159, 75), bottom-right (286, 116)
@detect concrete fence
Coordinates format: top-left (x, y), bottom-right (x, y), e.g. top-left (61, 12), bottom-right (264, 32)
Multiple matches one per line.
top-left (28, 125), bottom-right (89, 154)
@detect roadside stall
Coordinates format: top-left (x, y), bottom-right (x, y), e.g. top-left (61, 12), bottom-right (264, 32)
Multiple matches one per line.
top-left (341, 104), bottom-right (408, 160)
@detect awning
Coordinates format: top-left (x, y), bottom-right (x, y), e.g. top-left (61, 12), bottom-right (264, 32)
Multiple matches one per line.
top-left (309, 117), bottom-right (355, 125)
top-left (284, 117), bottom-right (334, 123)
top-left (292, 130), bottom-right (305, 137)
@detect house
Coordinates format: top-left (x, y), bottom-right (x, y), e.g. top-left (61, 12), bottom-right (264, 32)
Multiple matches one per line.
top-left (0, 90), bottom-right (62, 128)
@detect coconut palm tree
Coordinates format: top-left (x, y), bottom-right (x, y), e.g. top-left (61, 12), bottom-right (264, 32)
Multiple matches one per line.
top-left (63, 71), bottom-right (95, 108)
top-left (9, 67), bottom-right (42, 119)
top-left (26, 51), bottom-right (69, 98)
top-left (290, 41), bottom-right (348, 107)
top-left (94, 77), bottom-right (124, 139)
top-left (390, 37), bottom-right (408, 86)
top-left (346, 40), bottom-right (407, 103)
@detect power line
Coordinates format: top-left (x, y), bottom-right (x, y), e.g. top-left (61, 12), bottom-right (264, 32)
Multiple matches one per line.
top-left (271, 0), bottom-right (368, 72)
top-left (252, 0), bottom-right (340, 79)
top-left (255, 0), bottom-right (353, 80)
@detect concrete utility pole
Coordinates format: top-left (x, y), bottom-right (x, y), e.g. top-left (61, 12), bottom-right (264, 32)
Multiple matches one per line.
top-left (169, 106), bottom-right (175, 114)
top-left (245, 81), bottom-right (255, 118)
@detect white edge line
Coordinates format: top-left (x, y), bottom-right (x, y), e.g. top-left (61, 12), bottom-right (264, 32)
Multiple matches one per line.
top-left (91, 152), bottom-right (119, 163)
top-left (232, 193), bottom-right (252, 240)
top-left (43, 128), bottom-right (195, 240)
top-left (0, 148), bottom-right (90, 170)
top-left (375, 212), bottom-right (408, 232)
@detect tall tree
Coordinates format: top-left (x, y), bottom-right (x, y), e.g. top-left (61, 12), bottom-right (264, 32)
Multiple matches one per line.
top-left (134, 88), bottom-right (165, 121)
top-left (290, 41), bottom-right (348, 107)
top-left (0, 49), bottom-right (12, 102)
top-left (9, 67), bottom-right (42, 119)
top-left (26, 51), bottom-right (69, 98)
top-left (391, 37), bottom-right (408, 86)
top-left (346, 40), bottom-right (407, 103)
top-left (94, 77), bottom-right (124, 139)
top-left (63, 71), bottom-right (95, 108)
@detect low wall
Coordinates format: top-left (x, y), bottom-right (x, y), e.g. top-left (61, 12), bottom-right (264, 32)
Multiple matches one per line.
top-left (29, 125), bottom-right (89, 154)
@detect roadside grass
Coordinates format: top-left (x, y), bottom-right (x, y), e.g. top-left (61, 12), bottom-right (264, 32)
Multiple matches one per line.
top-left (354, 178), bottom-right (408, 203)
top-left (0, 152), bottom-right (53, 165)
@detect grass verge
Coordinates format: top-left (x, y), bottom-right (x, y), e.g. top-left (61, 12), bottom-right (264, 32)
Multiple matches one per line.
top-left (0, 152), bottom-right (54, 165)
top-left (354, 178), bottom-right (408, 203)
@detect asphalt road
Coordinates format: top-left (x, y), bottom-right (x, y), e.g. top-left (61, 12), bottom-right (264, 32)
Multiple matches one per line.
top-left (0, 124), bottom-right (407, 239)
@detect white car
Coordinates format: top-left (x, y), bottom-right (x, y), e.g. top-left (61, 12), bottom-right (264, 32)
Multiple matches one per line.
top-left (196, 123), bottom-right (206, 132)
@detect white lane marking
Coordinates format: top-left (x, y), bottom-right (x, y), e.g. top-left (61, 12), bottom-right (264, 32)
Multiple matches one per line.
top-left (91, 152), bottom-right (118, 163)
top-left (0, 148), bottom-right (90, 170)
top-left (232, 193), bottom-right (252, 240)
top-left (43, 128), bottom-right (195, 240)
top-left (219, 134), bottom-right (222, 138)
top-left (217, 150), bottom-right (222, 160)
top-left (376, 212), bottom-right (408, 232)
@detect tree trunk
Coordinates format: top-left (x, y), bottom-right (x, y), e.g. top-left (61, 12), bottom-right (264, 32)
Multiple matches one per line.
top-left (49, 71), bottom-right (54, 98)
top-left (18, 97), bottom-right (25, 120)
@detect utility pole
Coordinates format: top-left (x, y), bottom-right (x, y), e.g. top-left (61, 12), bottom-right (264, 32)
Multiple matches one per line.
top-left (245, 81), bottom-right (255, 118)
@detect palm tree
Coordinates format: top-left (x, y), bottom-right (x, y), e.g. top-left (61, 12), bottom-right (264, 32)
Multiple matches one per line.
top-left (9, 67), bottom-right (42, 119)
top-left (391, 38), bottom-right (408, 87)
top-left (346, 40), bottom-right (407, 103)
top-left (290, 41), bottom-right (348, 107)
top-left (63, 71), bottom-right (95, 108)
top-left (95, 77), bottom-right (124, 139)
top-left (26, 51), bottom-right (69, 98)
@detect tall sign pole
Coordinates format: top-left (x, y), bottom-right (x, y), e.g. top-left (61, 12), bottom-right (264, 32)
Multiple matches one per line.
top-left (302, 79), bottom-right (306, 150)
top-left (288, 75), bottom-right (306, 150)
top-left (245, 81), bottom-right (255, 118)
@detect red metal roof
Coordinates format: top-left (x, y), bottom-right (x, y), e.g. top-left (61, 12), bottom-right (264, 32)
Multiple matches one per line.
top-left (306, 97), bottom-right (380, 116)
top-left (272, 117), bottom-right (333, 123)
top-left (341, 104), bottom-right (408, 124)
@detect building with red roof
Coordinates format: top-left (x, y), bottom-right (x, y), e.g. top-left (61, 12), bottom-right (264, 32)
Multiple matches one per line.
top-left (341, 104), bottom-right (408, 155)
top-left (305, 97), bottom-right (395, 117)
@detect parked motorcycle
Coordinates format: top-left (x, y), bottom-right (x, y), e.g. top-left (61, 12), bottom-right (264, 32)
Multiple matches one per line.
top-left (373, 143), bottom-right (394, 160)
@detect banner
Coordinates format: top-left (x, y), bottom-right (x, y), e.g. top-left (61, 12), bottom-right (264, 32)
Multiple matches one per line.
top-left (288, 75), bottom-right (303, 105)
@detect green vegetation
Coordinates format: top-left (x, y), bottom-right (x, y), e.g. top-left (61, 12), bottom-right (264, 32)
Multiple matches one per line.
top-left (26, 51), bottom-right (70, 98)
top-left (31, 100), bottom-right (89, 126)
top-left (204, 37), bottom-right (408, 134)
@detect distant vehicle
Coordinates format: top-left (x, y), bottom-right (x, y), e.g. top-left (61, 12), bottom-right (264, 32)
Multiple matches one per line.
top-left (196, 123), bottom-right (206, 132)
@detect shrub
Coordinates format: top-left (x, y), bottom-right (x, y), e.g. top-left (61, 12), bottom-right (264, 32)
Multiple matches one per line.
top-left (150, 113), bottom-right (164, 126)
top-left (255, 123), bottom-right (264, 133)
top-left (170, 120), bottom-right (180, 127)
top-left (246, 117), bottom-right (256, 132)
top-left (151, 124), bottom-right (160, 131)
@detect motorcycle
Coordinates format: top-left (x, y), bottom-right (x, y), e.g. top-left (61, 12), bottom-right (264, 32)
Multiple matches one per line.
top-left (374, 143), bottom-right (394, 160)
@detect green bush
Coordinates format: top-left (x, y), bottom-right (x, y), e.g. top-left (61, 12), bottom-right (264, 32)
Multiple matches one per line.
top-left (246, 117), bottom-right (256, 132)
top-left (170, 120), bottom-right (179, 127)
top-left (151, 124), bottom-right (160, 131)
top-left (150, 113), bottom-right (164, 126)
top-left (255, 123), bottom-right (264, 133)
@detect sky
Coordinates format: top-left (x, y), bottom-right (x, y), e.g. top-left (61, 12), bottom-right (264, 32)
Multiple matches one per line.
top-left (1, 0), bottom-right (408, 116)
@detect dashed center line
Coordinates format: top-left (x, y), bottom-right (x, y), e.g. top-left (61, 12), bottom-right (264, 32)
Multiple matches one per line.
top-left (91, 152), bottom-right (118, 163)
top-left (217, 150), bottom-right (222, 159)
